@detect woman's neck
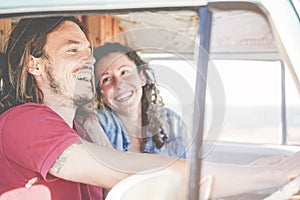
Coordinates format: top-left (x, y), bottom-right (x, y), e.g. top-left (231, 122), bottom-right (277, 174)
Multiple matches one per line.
top-left (116, 103), bottom-right (143, 137)
top-left (116, 103), bottom-right (144, 152)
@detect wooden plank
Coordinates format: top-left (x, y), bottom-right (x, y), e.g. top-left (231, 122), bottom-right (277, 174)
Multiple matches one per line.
top-left (100, 15), bottom-right (113, 43)
top-left (82, 15), bottom-right (101, 47)
top-left (84, 14), bottom-right (125, 47)
top-left (0, 19), bottom-right (11, 52)
top-left (112, 17), bottom-right (126, 45)
top-left (0, 15), bottom-right (125, 52)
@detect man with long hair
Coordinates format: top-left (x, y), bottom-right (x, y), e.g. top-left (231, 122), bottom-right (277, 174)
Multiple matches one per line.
top-left (0, 16), bottom-right (187, 199)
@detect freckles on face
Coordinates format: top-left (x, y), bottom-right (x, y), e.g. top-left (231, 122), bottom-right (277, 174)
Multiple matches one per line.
top-left (96, 53), bottom-right (145, 111)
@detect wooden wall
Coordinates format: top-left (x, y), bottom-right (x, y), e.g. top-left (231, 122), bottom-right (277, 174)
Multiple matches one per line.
top-left (0, 15), bottom-right (125, 52)
top-left (0, 19), bottom-right (11, 52)
top-left (82, 14), bottom-right (126, 48)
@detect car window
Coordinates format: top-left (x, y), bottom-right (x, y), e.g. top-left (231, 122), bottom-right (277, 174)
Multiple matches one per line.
top-left (211, 60), bottom-right (282, 144)
top-left (203, 6), bottom-right (300, 146)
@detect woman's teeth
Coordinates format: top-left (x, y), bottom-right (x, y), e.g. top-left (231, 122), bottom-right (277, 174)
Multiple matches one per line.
top-left (116, 91), bottom-right (133, 101)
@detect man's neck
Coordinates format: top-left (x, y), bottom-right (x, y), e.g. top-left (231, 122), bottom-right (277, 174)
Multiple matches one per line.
top-left (43, 96), bottom-right (76, 128)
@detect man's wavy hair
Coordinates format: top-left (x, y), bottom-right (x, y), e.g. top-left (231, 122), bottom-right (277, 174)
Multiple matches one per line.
top-left (94, 42), bottom-right (168, 149)
top-left (0, 16), bottom-right (92, 114)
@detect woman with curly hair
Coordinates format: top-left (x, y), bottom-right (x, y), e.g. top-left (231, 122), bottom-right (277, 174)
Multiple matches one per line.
top-left (93, 42), bottom-right (187, 158)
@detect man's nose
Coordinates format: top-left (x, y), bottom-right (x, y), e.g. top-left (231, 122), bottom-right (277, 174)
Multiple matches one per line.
top-left (82, 49), bottom-right (96, 65)
top-left (86, 54), bottom-right (96, 65)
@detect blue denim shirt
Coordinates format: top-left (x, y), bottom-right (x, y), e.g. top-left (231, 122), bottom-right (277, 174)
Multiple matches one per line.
top-left (97, 108), bottom-right (187, 158)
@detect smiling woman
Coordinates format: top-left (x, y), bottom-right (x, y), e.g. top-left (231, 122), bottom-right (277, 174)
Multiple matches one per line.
top-left (92, 42), bottom-right (188, 157)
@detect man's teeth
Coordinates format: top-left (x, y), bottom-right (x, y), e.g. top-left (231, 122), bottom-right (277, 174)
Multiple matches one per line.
top-left (116, 91), bottom-right (133, 101)
top-left (75, 73), bottom-right (92, 81)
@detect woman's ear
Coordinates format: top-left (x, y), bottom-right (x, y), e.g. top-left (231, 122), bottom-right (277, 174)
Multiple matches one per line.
top-left (139, 71), bottom-right (147, 86)
top-left (27, 55), bottom-right (42, 76)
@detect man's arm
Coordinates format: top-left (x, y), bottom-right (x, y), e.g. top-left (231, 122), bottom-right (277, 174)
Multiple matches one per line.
top-left (49, 139), bottom-right (188, 189)
top-left (202, 152), bottom-right (300, 199)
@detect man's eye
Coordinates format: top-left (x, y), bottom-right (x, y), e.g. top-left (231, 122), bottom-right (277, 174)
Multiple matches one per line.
top-left (67, 48), bottom-right (78, 53)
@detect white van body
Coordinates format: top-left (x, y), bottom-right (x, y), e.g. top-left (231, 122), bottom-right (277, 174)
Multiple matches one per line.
top-left (0, 0), bottom-right (299, 199)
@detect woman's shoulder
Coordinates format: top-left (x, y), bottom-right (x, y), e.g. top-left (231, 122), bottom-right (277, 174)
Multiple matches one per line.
top-left (97, 109), bottom-right (126, 130)
top-left (97, 109), bottom-right (118, 121)
top-left (165, 107), bottom-right (183, 121)
top-left (164, 107), bottom-right (187, 130)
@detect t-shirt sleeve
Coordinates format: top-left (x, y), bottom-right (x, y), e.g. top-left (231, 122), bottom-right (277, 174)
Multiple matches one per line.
top-left (2, 105), bottom-right (81, 180)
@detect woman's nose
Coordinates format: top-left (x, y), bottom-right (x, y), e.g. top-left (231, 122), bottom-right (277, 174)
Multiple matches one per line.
top-left (115, 78), bottom-right (125, 89)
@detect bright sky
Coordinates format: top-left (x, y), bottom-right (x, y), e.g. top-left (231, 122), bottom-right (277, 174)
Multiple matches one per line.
top-left (150, 59), bottom-right (300, 108)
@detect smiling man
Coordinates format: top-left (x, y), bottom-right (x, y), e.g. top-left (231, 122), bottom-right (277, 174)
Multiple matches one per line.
top-left (0, 17), bottom-right (188, 200)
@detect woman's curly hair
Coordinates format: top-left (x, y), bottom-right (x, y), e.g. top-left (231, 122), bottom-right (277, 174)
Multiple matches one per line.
top-left (94, 42), bottom-right (168, 149)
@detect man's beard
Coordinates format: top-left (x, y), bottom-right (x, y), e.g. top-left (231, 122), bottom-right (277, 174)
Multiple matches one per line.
top-left (45, 64), bottom-right (61, 94)
top-left (45, 64), bottom-right (95, 106)
top-left (73, 91), bottom-right (94, 107)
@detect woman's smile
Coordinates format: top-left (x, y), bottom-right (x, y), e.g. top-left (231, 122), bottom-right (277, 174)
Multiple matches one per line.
top-left (115, 91), bottom-right (133, 102)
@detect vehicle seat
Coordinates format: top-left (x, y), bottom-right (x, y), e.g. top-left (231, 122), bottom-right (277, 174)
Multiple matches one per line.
top-left (105, 169), bottom-right (184, 200)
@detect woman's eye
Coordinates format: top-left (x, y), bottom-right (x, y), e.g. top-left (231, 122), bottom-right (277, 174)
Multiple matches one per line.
top-left (102, 77), bottom-right (111, 84)
top-left (121, 70), bottom-right (129, 76)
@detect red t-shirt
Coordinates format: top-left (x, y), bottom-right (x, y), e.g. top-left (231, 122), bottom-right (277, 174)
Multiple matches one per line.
top-left (0, 103), bottom-right (102, 200)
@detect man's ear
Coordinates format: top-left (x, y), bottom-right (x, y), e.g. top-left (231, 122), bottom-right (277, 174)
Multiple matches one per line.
top-left (27, 55), bottom-right (42, 76)
top-left (139, 71), bottom-right (147, 86)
